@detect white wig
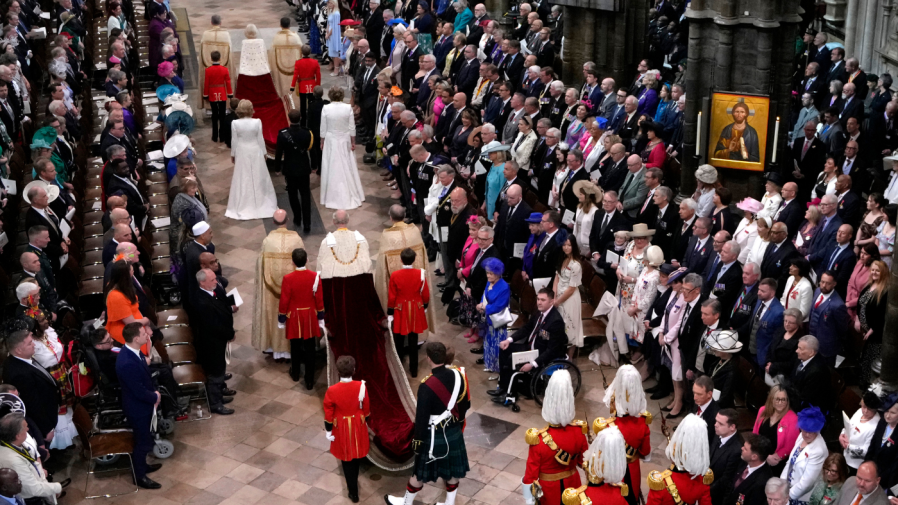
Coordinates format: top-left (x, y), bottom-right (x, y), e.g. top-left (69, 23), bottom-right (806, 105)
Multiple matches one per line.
top-left (665, 414), bottom-right (710, 477)
top-left (602, 365), bottom-right (647, 416)
top-left (584, 425), bottom-right (627, 484)
top-left (542, 370), bottom-right (575, 426)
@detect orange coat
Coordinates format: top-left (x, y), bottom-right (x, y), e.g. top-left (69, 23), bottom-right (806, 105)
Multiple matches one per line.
top-left (203, 63), bottom-right (232, 102)
top-left (278, 269), bottom-right (325, 340)
top-left (646, 467), bottom-right (713, 505)
top-left (524, 423), bottom-right (589, 505)
top-left (387, 268), bottom-right (430, 335)
top-left (595, 414), bottom-right (652, 493)
top-left (563, 482), bottom-right (630, 505)
top-left (323, 380), bottom-right (370, 461)
top-left (291, 57), bottom-right (322, 94)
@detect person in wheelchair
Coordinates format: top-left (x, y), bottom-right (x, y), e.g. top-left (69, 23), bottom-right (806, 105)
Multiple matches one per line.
top-left (489, 287), bottom-right (567, 404)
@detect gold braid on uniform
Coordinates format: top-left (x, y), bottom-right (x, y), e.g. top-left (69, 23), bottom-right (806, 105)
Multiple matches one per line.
top-left (562, 486), bottom-right (591, 505)
top-left (571, 419), bottom-right (588, 434)
top-left (523, 427), bottom-right (573, 465)
top-left (640, 411), bottom-right (653, 424)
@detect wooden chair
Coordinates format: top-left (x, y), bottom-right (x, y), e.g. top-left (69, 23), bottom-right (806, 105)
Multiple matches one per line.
top-left (164, 345), bottom-right (197, 365)
top-left (156, 308), bottom-right (189, 328)
top-left (72, 404), bottom-right (138, 499)
top-left (159, 326), bottom-right (193, 347)
top-left (171, 364), bottom-right (211, 421)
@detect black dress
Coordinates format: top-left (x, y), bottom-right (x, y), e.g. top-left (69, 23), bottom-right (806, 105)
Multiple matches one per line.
top-left (766, 328), bottom-right (802, 378)
top-left (864, 419), bottom-right (898, 490)
top-left (758, 416), bottom-right (787, 476)
top-left (711, 206), bottom-right (736, 236)
top-left (858, 286), bottom-right (888, 384)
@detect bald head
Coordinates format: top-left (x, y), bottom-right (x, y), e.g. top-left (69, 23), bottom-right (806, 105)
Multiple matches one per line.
top-left (627, 154), bottom-right (643, 173)
top-left (199, 251), bottom-right (218, 270)
top-left (111, 207), bottom-right (130, 225)
top-left (333, 210), bottom-right (349, 226)
top-left (115, 242), bottom-right (138, 263)
top-left (107, 195), bottom-right (125, 211)
top-left (273, 209), bottom-right (288, 226)
top-left (453, 93), bottom-right (467, 110)
top-left (507, 184), bottom-right (522, 206)
top-left (19, 252), bottom-right (39, 273)
top-left (113, 223), bottom-right (131, 243)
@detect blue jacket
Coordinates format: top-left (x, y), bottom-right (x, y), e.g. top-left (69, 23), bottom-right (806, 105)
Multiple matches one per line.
top-left (808, 289), bottom-right (850, 358)
top-left (115, 346), bottom-right (158, 419)
top-left (522, 232), bottom-right (543, 277)
top-left (751, 298), bottom-right (784, 364)
top-left (808, 214), bottom-right (843, 275)
top-left (483, 278), bottom-right (510, 327)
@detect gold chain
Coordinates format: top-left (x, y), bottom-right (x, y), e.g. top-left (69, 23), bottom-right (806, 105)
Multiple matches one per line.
top-left (330, 243), bottom-right (361, 265)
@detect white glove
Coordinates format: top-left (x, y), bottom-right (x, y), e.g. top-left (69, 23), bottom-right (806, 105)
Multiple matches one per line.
top-left (318, 320), bottom-right (326, 330)
top-left (325, 431), bottom-right (335, 442)
top-left (387, 315), bottom-right (394, 325)
top-left (521, 483), bottom-right (535, 505)
top-left (277, 322), bottom-right (285, 329)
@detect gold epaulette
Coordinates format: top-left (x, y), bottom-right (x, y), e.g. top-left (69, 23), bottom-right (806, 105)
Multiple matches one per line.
top-left (647, 470), bottom-right (669, 491)
top-left (420, 374), bottom-right (432, 384)
top-left (640, 411), bottom-right (653, 425)
top-left (615, 483), bottom-right (629, 497)
top-left (592, 416), bottom-right (615, 435)
top-left (571, 419), bottom-right (588, 435)
top-left (525, 427), bottom-right (544, 445)
top-left (703, 469), bottom-right (714, 485)
top-left (561, 486), bottom-right (590, 505)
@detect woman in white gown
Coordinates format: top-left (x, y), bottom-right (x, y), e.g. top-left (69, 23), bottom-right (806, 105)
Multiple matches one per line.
top-left (319, 86), bottom-right (365, 210)
top-left (225, 100), bottom-right (278, 220)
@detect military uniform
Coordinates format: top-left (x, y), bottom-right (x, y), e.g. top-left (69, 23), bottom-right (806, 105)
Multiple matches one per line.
top-left (413, 364), bottom-right (471, 483)
top-left (202, 62), bottom-right (233, 142)
top-left (593, 413), bottom-right (652, 498)
top-left (523, 422), bottom-right (589, 505)
top-left (290, 57), bottom-right (322, 127)
top-left (278, 267), bottom-right (324, 385)
top-left (274, 124), bottom-right (315, 231)
top-left (562, 481), bottom-right (630, 505)
top-left (323, 378), bottom-right (370, 500)
top-left (646, 466), bottom-right (714, 505)
top-left (388, 266), bottom-right (430, 377)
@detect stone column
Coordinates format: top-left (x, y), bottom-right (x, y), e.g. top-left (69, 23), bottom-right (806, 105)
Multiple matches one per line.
top-left (861, 0), bottom-right (878, 69)
top-left (882, 245), bottom-right (898, 385)
top-left (844, 0), bottom-right (859, 54)
top-left (561, 7), bottom-right (595, 83)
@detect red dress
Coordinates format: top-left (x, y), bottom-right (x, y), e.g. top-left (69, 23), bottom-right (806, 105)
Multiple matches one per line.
top-left (203, 63), bottom-right (233, 102)
top-left (278, 269), bottom-right (325, 340)
top-left (524, 423), bottom-right (590, 505)
top-left (323, 380), bottom-right (370, 461)
top-left (387, 268), bottom-right (430, 335)
top-left (646, 467), bottom-right (713, 505)
top-left (290, 57), bottom-right (322, 94)
top-left (594, 414), bottom-right (652, 493)
top-left (563, 482), bottom-right (630, 505)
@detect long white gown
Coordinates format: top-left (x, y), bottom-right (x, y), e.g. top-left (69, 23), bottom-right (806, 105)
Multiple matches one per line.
top-left (225, 118), bottom-right (278, 220)
top-left (320, 102), bottom-right (365, 210)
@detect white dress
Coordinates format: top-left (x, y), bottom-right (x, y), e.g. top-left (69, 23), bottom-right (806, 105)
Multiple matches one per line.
top-left (320, 102), bottom-right (365, 210)
top-left (556, 259), bottom-right (583, 347)
top-left (31, 329), bottom-right (75, 450)
top-left (225, 118), bottom-right (278, 220)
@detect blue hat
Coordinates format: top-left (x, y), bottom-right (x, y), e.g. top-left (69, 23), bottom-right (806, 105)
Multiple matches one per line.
top-left (155, 84), bottom-right (179, 103)
top-left (595, 116), bottom-right (608, 129)
top-left (387, 18), bottom-right (408, 27)
top-left (797, 406), bottom-right (826, 433)
top-left (667, 267), bottom-right (689, 284)
top-left (481, 257), bottom-right (504, 276)
top-left (524, 212), bottom-right (543, 223)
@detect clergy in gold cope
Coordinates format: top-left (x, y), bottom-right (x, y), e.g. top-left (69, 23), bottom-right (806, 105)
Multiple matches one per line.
top-left (199, 15), bottom-right (235, 110)
top-left (269, 17), bottom-right (303, 110)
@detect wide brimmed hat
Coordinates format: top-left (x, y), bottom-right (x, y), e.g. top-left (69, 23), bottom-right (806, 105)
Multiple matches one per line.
top-left (156, 84), bottom-right (179, 103)
top-left (572, 179), bottom-right (601, 197)
top-left (667, 266), bottom-right (689, 284)
top-left (23, 180), bottom-right (59, 203)
top-left (707, 329), bottom-right (743, 353)
top-left (645, 245), bottom-right (664, 267)
top-left (481, 141), bottom-right (510, 154)
top-left (525, 212), bottom-right (543, 223)
top-left (797, 406), bottom-right (826, 433)
top-left (883, 154), bottom-right (898, 171)
top-left (659, 263), bottom-right (677, 275)
top-left (163, 134), bottom-right (190, 158)
top-left (695, 164), bottom-right (718, 184)
top-left (736, 197), bottom-right (763, 214)
top-left (30, 127), bottom-right (58, 150)
top-left (627, 223), bottom-right (655, 238)
top-left (594, 116), bottom-right (608, 129)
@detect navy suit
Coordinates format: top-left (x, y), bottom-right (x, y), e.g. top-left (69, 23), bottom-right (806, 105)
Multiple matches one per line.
top-left (807, 215), bottom-right (843, 276)
top-left (822, 245), bottom-right (857, 299)
top-left (455, 58), bottom-right (480, 99)
top-left (116, 346), bottom-right (158, 479)
top-left (808, 290), bottom-right (850, 361)
top-left (581, 85), bottom-right (603, 115)
top-left (738, 299), bottom-right (784, 364)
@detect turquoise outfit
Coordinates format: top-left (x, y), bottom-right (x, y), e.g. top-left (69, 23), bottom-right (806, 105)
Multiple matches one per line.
top-left (485, 162), bottom-right (505, 216)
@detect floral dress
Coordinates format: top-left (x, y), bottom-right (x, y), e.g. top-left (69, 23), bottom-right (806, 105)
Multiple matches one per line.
top-left (556, 260), bottom-right (583, 347)
top-left (876, 221), bottom-right (895, 269)
top-left (613, 242), bottom-right (650, 347)
top-left (32, 329), bottom-right (76, 450)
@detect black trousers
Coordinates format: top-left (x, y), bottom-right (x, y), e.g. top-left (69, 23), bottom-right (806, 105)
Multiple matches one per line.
top-left (210, 101), bottom-right (226, 141)
top-left (498, 341), bottom-right (532, 391)
top-left (207, 373), bottom-right (226, 409)
top-left (393, 332), bottom-right (418, 376)
top-left (298, 93), bottom-right (311, 128)
top-left (341, 458), bottom-right (361, 497)
top-left (128, 414), bottom-right (153, 479)
top-left (290, 337), bottom-right (316, 384)
top-left (284, 171), bottom-right (312, 230)
top-left (310, 145), bottom-right (322, 173)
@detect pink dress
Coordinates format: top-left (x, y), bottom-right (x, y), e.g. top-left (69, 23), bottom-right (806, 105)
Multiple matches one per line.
top-left (458, 236), bottom-right (480, 279)
top-left (845, 262), bottom-right (870, 319)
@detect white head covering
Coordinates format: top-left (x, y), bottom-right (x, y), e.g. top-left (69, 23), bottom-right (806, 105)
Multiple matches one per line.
top-left (192, 221), bottom-right (210, 235)
top-left (584, 425), bottom-right (628, 484)
top-left (602, 364), bottom-right (647, 416)
top-left (16, 282), bottom-right (39, 301)
top-left (541, 369), bottom-right (575, 426)
top-left (665, 414), bottom-right (710, 477)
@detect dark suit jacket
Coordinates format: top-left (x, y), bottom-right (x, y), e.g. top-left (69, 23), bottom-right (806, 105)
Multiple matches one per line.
top-left (705, 262), bottom-right (743, 325)
top-left (723, 463), bottom-right (774, 505)
top-left (787, 354), bottom-right (831, 411)
top-left (501, 53), bottom-right (525, 91)
top-left (865, 419), bottom-right (898, 491)
top-left (808, 215), bottom-right (843, 275)
top-left (634, 191), bottom-right (659, 226)
top-left (618, 112), bottom-right (640, 145)
top-left (534, 41), bottom-right (555, 68)
top-left (400, 46), bottom-right (421, 91)
top-left (115, 345), bottom-right (158, 420)
top-left (680, 299), bottom-right (709, 376)
top-left (432, 34), bottom-right (454, 71)
top-left (760, 240), bottom-right (800, 297)
top-left (836, 191), bottom-right (862, 229)
top-left (468, 245), bottom-right (501, 302)
top-left (840, 96), bottom-right (864, 126)
top-left (455, 58), bottom-right (480, 98)
top-left (363, 7), bottom-right (384, 58)
top-left (106, 175), bottom-right (147, 228)
top-left (652, 206), bottom-right (680, 254)
top-left (598, 157), bottom-right (628, 194)
top-left (495, 200), bottom-right (533, 262)
top-left (193, 290), bottom-right (235, 377)
top-left (825, 245), bottom-right (857, 299)
top-left (789, 136), bottom-right (827, 202)
top-left (25, 208), bottom-right (65, 271)
top-left (710, 433), bottom-right (745, 505)
top-left (697, 399), bottom-right (721, 445)
top-left (559, 168), bottom-right (589, 216)
top-left (508, 307), bottom-right (567, 367)
top-left (773, 199), bottom-right (805, 240)
top-left (2, 356), bottom-right (61, 436)
top-left (682, 235), bottom-right (714, 275)
top-left (588, 210), bottom-right (630, 258)
top-left (532, 230), bottom-right (563, 284)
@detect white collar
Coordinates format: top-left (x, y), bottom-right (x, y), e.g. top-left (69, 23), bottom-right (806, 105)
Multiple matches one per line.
top-left (697, 235), bottom-right (710, 247)
top-left (819, 291), bottom-right (834, 303)
top-left (801, 356), bottom-right (813, 367)
top-left (658, 204), bottom-right (669, 215)
top-left (23, 269), bottom-right (36, 277)
top-left (698, 399), bottom-right (712, 412)
top-left (193, 240), bottom-right (207, 250)
top-left (719, 433), bottom-right (736, 446)
top-left (201, 287), bottom-right (216, 297)
top-left (745, 462), bottom-right (766, 476)
top-left (708, 320), bottom-right (719, 330)
top-left (339, 377), bottom-right (352, 383)
top-left (124, 344), bottom-right (142, 358)
top-left (12, 355), bottom-right (32, 365)
top-left (401, 265), bottom-right (413, 269)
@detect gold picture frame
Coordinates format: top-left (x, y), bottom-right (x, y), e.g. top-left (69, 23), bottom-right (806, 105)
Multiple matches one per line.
top-left (708, 92), bottom-right (770, 172)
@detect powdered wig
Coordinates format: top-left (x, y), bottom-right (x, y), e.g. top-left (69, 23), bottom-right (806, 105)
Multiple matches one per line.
top-left (602, 364), bottom-right (647, 416)
top-left (541, 369), bottom-right (575, 426)
top-left (665, 414), bottom-right (710, 477)
top-left (584, 426), bottom-right (628, 484)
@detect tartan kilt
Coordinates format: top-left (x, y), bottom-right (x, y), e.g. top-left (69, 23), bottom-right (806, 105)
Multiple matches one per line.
top-left (414, 423), bottom-right (470, 482)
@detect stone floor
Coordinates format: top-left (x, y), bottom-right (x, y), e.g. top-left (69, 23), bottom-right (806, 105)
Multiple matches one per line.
top-left (51, 5), bottom-right (682, 505)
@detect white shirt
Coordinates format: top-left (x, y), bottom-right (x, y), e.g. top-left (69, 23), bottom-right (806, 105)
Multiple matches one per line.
top-left (745, 462), bottom-right (766, 479)
top-left (697, 398), bottom-right (712, 414)
top-left (719, 433), bottom-right (736, 447)
top-left (123, 343), bottom-right (142, 359)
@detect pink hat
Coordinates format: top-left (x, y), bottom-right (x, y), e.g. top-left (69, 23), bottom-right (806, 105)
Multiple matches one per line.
top-left (109, 55), bottom-right (121, 64)
top-left (157, 61), bottom-right (174, 77)
top-left (736, 197), bottom-right (763, 214)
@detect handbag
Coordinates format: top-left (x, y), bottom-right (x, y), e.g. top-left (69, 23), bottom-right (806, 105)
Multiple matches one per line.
top-left (66, 341), bottom-right (94, 397)
top-left (489, 307), bottom-right (514, 327)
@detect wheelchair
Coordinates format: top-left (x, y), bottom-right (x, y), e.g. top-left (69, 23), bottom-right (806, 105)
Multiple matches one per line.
top-left (501, 359), bottom-right (582, 412)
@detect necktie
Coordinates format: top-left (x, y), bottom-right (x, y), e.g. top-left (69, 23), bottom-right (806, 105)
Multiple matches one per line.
top-left (706, 255), bottom-right (720, 282)
top-left (851, 494), bottom-right (862, 505)
top-left (641, 189), bottom-right (654, 213)
top-left (696, 406), bottom-right (702, 415)
top-left (600, 213), bottom-right (610, 235)
top-left (828, 247), bottom-right (842, 270)
top-left (529, 313), bottom-right (545, 346)
top-left (774, 202), bottom-right (785, 220)
top-left (815, 294), bottom-right (824, 309)
top-left (734, 467), bottom-right (750, 488)
top-left (754, 303), bottom-right (766, 326)
top-left (732, 288), bottom-right (749, 317)
top-left (802, 139), bottom-right (811, 158)
top-left (694, 239), bottom-right (702, 253)
top-left (797, 361), bottom-right (805, 372)
top-left (843, 159), bottom-right (852, 174)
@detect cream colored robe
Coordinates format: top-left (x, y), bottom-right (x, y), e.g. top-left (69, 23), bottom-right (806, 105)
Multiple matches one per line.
top-left (317, 229), bottom-right (371, 279)
top-left (268, 29), bottom-right (302, 109)
top-left (251, 228), bottom-right (305, 357)
top-left (199, 26), bottom-right (235, 109)
top-left (373, 222), bottom-right (435, 334)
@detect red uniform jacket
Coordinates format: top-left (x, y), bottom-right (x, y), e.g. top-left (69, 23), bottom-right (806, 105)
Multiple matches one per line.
top-left (594, 414), bottom-right (652, 493)
top-left (646, 467), bottom-right (713, 505)
top-left (203, 63), bottom-right (233, 102)
top-left (323, 380), bottom-right (370, 461)
top-left (524, 423), bottom-right (589, 505)
top-left (387, 267), bottom-right (430, 335)
top-left (563, 482), bottom-right (630, 505)
top-left (291, 58), bottom-right (322, 94)
top-left (278, 269), bottom-right (325, 340)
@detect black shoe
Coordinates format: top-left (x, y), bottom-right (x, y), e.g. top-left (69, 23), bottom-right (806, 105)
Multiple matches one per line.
top-left (58, 478), bottom-right (72, 488)
top-left (146, 464), bottom-right (162, 474)
top-left (304, 379), bottom-right (314, 390)
top-left (644, 384), bottom-right (658, 393)
top-left (212, 406), bottom-right (235, 415)
top-left (491, 396), bottom-right (508, 404)
top-left (290, 368), bottom-right (300, 382)
top-left (437, 282), bottom-right (449, 288)
top-left (470, 347), bottom-right (483, 354)
top-left (487, 389), bottom-right (503, 397)
top-left (666, 410), bottom-right (685, 419)
top-left (224, 373), bottom-right (232, 380)
top-left (221, 388), bottom-right (237, 396)
top-left (660, 405), bottom-right (673, 412)
top-left (650, 390), bottom-right (670, 400)
top-left (349, 494), bottom-right (359, 503)
top-left (303, 228), bottom-right (311, 234)
top-left (475, 358), bottom-right (484, 365)
top-left (222, 397), bottom-right (234, 404)
top-left (434, 269), bottom-right (444, 277)
top-left (136, 477), bottom-right (162, 489)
